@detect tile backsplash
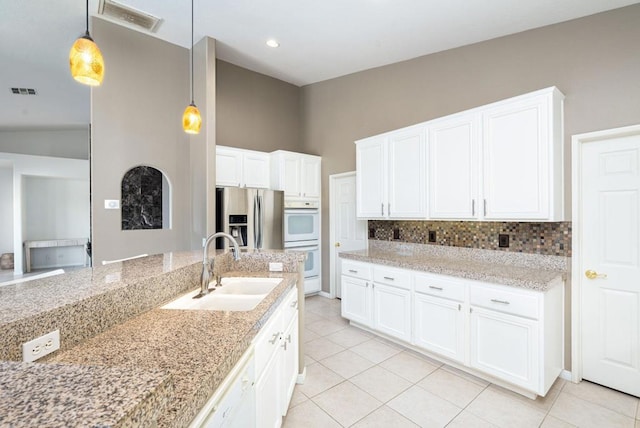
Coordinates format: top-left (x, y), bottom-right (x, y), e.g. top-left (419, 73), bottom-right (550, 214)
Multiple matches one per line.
top-left (369, 220), bottom-right (571, 257)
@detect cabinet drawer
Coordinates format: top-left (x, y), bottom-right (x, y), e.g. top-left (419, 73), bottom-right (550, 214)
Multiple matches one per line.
top-left (414, 272), bottom-right (465, 301)
top-left (373, 266), bottom-right (411, 290)
top-left (253, 306), bottom-right (283, 375)
top-left (341, 260), bottom-right (372, 280)
top-left (469, 284), bottom-right (539, 319)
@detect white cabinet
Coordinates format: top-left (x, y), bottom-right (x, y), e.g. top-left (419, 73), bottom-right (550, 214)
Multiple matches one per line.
top-left (355, 125), bottom-right (427, 219)
top-left (216, 146), bottom-right (270, 188)
top-left (271, 151), bottom-right (321, 200)
top-left (482, 88), bottom-right (564, 220)
top-left (413, 273), bottom-right (466, 364)
top-left (428, 112), bottom-right (480, 219)
top-left (470, 306), bottom-right (538, 391)
top-left (339, 258), bottom-right (563, 397)
top-left (253, 288), bottom-right (299, 428)
top-left (356, 86), bottom-right (565, 221)
top-left (371, 266), bottom-right (412, 342)
top-left (341, 260), bottom-right (373, 326)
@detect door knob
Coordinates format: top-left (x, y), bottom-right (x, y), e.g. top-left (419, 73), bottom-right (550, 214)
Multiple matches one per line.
top-left (585, 270), bottom-right (607, 280)
top-left (335, 242), bottom-right (341, 247)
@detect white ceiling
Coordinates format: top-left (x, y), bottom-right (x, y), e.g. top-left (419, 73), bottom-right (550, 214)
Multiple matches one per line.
top-left (1, 0), bottom-right (638, 129)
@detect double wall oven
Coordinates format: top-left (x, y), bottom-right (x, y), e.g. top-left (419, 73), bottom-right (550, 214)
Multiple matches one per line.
top-left (283, 200), bottom-right (321, 294)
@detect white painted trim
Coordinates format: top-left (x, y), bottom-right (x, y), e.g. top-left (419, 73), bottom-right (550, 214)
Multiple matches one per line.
top-left (296, 366), bottom-right (306, 384)
top-left (318, 290), bottom-right (333, 299)
top-left (571, 123), bottom-right (640, 385)
top-left (559, 370), bottom-right (573, 382)
top-left (328, 171), bottom-right (357, 299)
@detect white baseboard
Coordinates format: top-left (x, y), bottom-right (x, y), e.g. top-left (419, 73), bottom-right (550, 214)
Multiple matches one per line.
top-left (560, 370), bottom-right (573, 381)
top-left (296, 366), bottom-right (306, 384)
top-left (318, 291), bottom-right (333, 299)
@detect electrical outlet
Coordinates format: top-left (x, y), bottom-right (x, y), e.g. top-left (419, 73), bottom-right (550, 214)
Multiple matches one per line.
top-left (269, 262), bottom-right (283, 272)
top-left (428, 231), bottom-right (436, 243)
top-left (498, 234), bottom-right (510, 248)
top-left (22, 330), bottom-right (60, 362)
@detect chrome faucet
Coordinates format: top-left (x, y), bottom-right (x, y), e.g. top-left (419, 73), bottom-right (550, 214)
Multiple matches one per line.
top-left (197, 232), bottom-right (241, 297)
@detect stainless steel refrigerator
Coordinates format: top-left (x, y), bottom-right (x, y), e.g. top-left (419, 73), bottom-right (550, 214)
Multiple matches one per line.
top-left (215, 187), bottom-right (284, 250)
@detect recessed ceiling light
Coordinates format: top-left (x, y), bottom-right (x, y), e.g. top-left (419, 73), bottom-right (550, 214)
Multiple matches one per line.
top-left (266, 39), bottom-right (280, 48)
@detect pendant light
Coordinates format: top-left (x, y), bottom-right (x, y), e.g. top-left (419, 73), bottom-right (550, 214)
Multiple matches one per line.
top-left (69, 0), bottom-right (104, 86)
top-left (183, 0), bottom-right (202, 134)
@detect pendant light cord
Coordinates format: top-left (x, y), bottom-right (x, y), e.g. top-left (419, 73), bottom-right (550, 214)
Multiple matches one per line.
top-left (85, 0), bottom-right (90, 35)
top-left (190, 0), bottom-right (194, 104)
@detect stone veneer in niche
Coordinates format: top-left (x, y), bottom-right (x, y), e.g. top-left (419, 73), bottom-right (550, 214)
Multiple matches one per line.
top-left (121, 166), bottom-right (163, 230)
top-left (369, 220), bottom-right (572, 257)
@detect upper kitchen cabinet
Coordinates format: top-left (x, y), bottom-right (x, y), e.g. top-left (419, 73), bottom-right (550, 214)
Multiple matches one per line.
top-left (216, 146), bottom-right (271, 189)
top-left (356, 125), bottom-right (427, 219)
top-left (429, 112), bottom-right (480, 219)
top-left (482, 87), bottom-right (565, 221)
top-left (427, 86), bottom-right (565, 221)
top-left (271, 151), bottom-right (321, 200)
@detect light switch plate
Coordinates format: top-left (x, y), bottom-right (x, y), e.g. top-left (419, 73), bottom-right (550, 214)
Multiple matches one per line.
top-left (104, 199), bottom-right (120, 209)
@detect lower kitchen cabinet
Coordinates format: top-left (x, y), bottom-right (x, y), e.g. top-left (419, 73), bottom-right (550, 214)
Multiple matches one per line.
top-left (340, 259), bottom-right (563, 398)
top-left (372, 283), bottom-right (411, 342)
top-left (414, 292), bottom-right (465, 364)
top-left (341, 276), bottom-right (373, 327)
top-left (470, 306), bottom-right (538, 391)
top-left (254, 287), bottom-right (299, 428)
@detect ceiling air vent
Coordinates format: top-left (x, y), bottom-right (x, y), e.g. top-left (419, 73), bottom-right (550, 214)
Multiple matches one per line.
top-left (98, 0), bottom-right (163, 33)
top-left (11, 88), bottom-right (37, 95)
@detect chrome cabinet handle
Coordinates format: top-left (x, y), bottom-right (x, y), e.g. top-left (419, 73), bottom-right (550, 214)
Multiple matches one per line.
top-left (291, 300), bottom-right (298, 308)
top-left (383, 276), bottom-right (395, 281)
top-left (429, 286), bottom-right (443, 291)
top-left (490, 299), bottom-right (510, 305)
top-left (483, 199), bottom-right (487, 216)
top-left (349, 269), bottom-right (358, 274)
top-left (381, 203), bottom-right (384, 216)
top-left (286, 334), bottom-right (292, 343)
top-left (388, 203), bottom-right (390, 216)
top-left (268, 332), bottom-right (279, 344)
top-left (458, 304), bottom-right (462, 311)
top-left (472, 199), bottom-right (475, 216)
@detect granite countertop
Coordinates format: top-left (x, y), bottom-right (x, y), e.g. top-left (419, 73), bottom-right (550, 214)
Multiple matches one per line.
top-left (0, 250), bottom-right (305, 428)
top-left (340, 243), bottom-right (567, 291)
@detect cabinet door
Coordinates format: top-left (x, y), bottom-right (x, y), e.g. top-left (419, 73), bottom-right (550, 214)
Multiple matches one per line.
top-left (414, 293), bottom-right (465, 363)
top-left (301, 156), bottom-right (321, 199)
top-left (372, 283), bottom-right (411, 342)
top-left (216, 147), bottom-right (243, 187)
top-left (429, 114), bottom-right (480, 219)
top-left (280, 314), bottom-right (299, 416)
top-left (280, 154), bottom-right (302, 197)
top-left (341, 276), bottom-right (372, 326)
top-left (470, 306), bottom-right (538, 392)
top-left (388, 126), bottom-right (427, 218)
top-left (356, 137), bottom-right (386, 218)
top-left (255, 348), bottom-right (282, 428)
top-left (243, 151), bottom-right (271, 189)
top-left (482, 94), bottom-right (550, 219)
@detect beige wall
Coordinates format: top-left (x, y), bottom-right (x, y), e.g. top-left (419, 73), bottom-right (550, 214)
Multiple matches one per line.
top-left (301, 4), bottom-right (640, 294)
top-left (0, 127), bottom-right (89, 160)
top-left (91, 19), bottom-right (193, 263)
top-left (216, 60), bottom-right (301, 153)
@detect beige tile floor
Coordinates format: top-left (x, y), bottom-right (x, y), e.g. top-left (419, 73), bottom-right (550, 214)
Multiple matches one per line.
top-left (284, 295), bottom-right (640, 428)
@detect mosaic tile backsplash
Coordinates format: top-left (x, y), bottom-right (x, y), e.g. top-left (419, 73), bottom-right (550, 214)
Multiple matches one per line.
top-left (369, 220), bottom-right (572, 257)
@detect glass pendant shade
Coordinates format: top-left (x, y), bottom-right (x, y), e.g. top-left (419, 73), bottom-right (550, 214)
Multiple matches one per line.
top-left (183, 103), bottom-right (202, 134)
top-left (69, 33), bottom-right (104, 86)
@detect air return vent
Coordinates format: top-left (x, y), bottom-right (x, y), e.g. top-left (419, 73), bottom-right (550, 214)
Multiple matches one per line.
top-left (98, 0), bottom-right (163, 33)
top-left (11, 88), bottom-right (37, 95)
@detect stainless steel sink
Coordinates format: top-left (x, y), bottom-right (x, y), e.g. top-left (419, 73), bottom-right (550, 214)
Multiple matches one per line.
top-left (161, 277), bottom-right (282, 312)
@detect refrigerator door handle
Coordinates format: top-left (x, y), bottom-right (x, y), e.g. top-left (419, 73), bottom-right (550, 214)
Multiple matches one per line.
top-left (253, 193), bottom-right (263, 249)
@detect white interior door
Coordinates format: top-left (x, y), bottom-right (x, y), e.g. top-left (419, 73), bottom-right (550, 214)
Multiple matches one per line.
top-left (330, 172), bottom-right (367, 298)
top-left (579, 128), bottom-right (640, 397)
